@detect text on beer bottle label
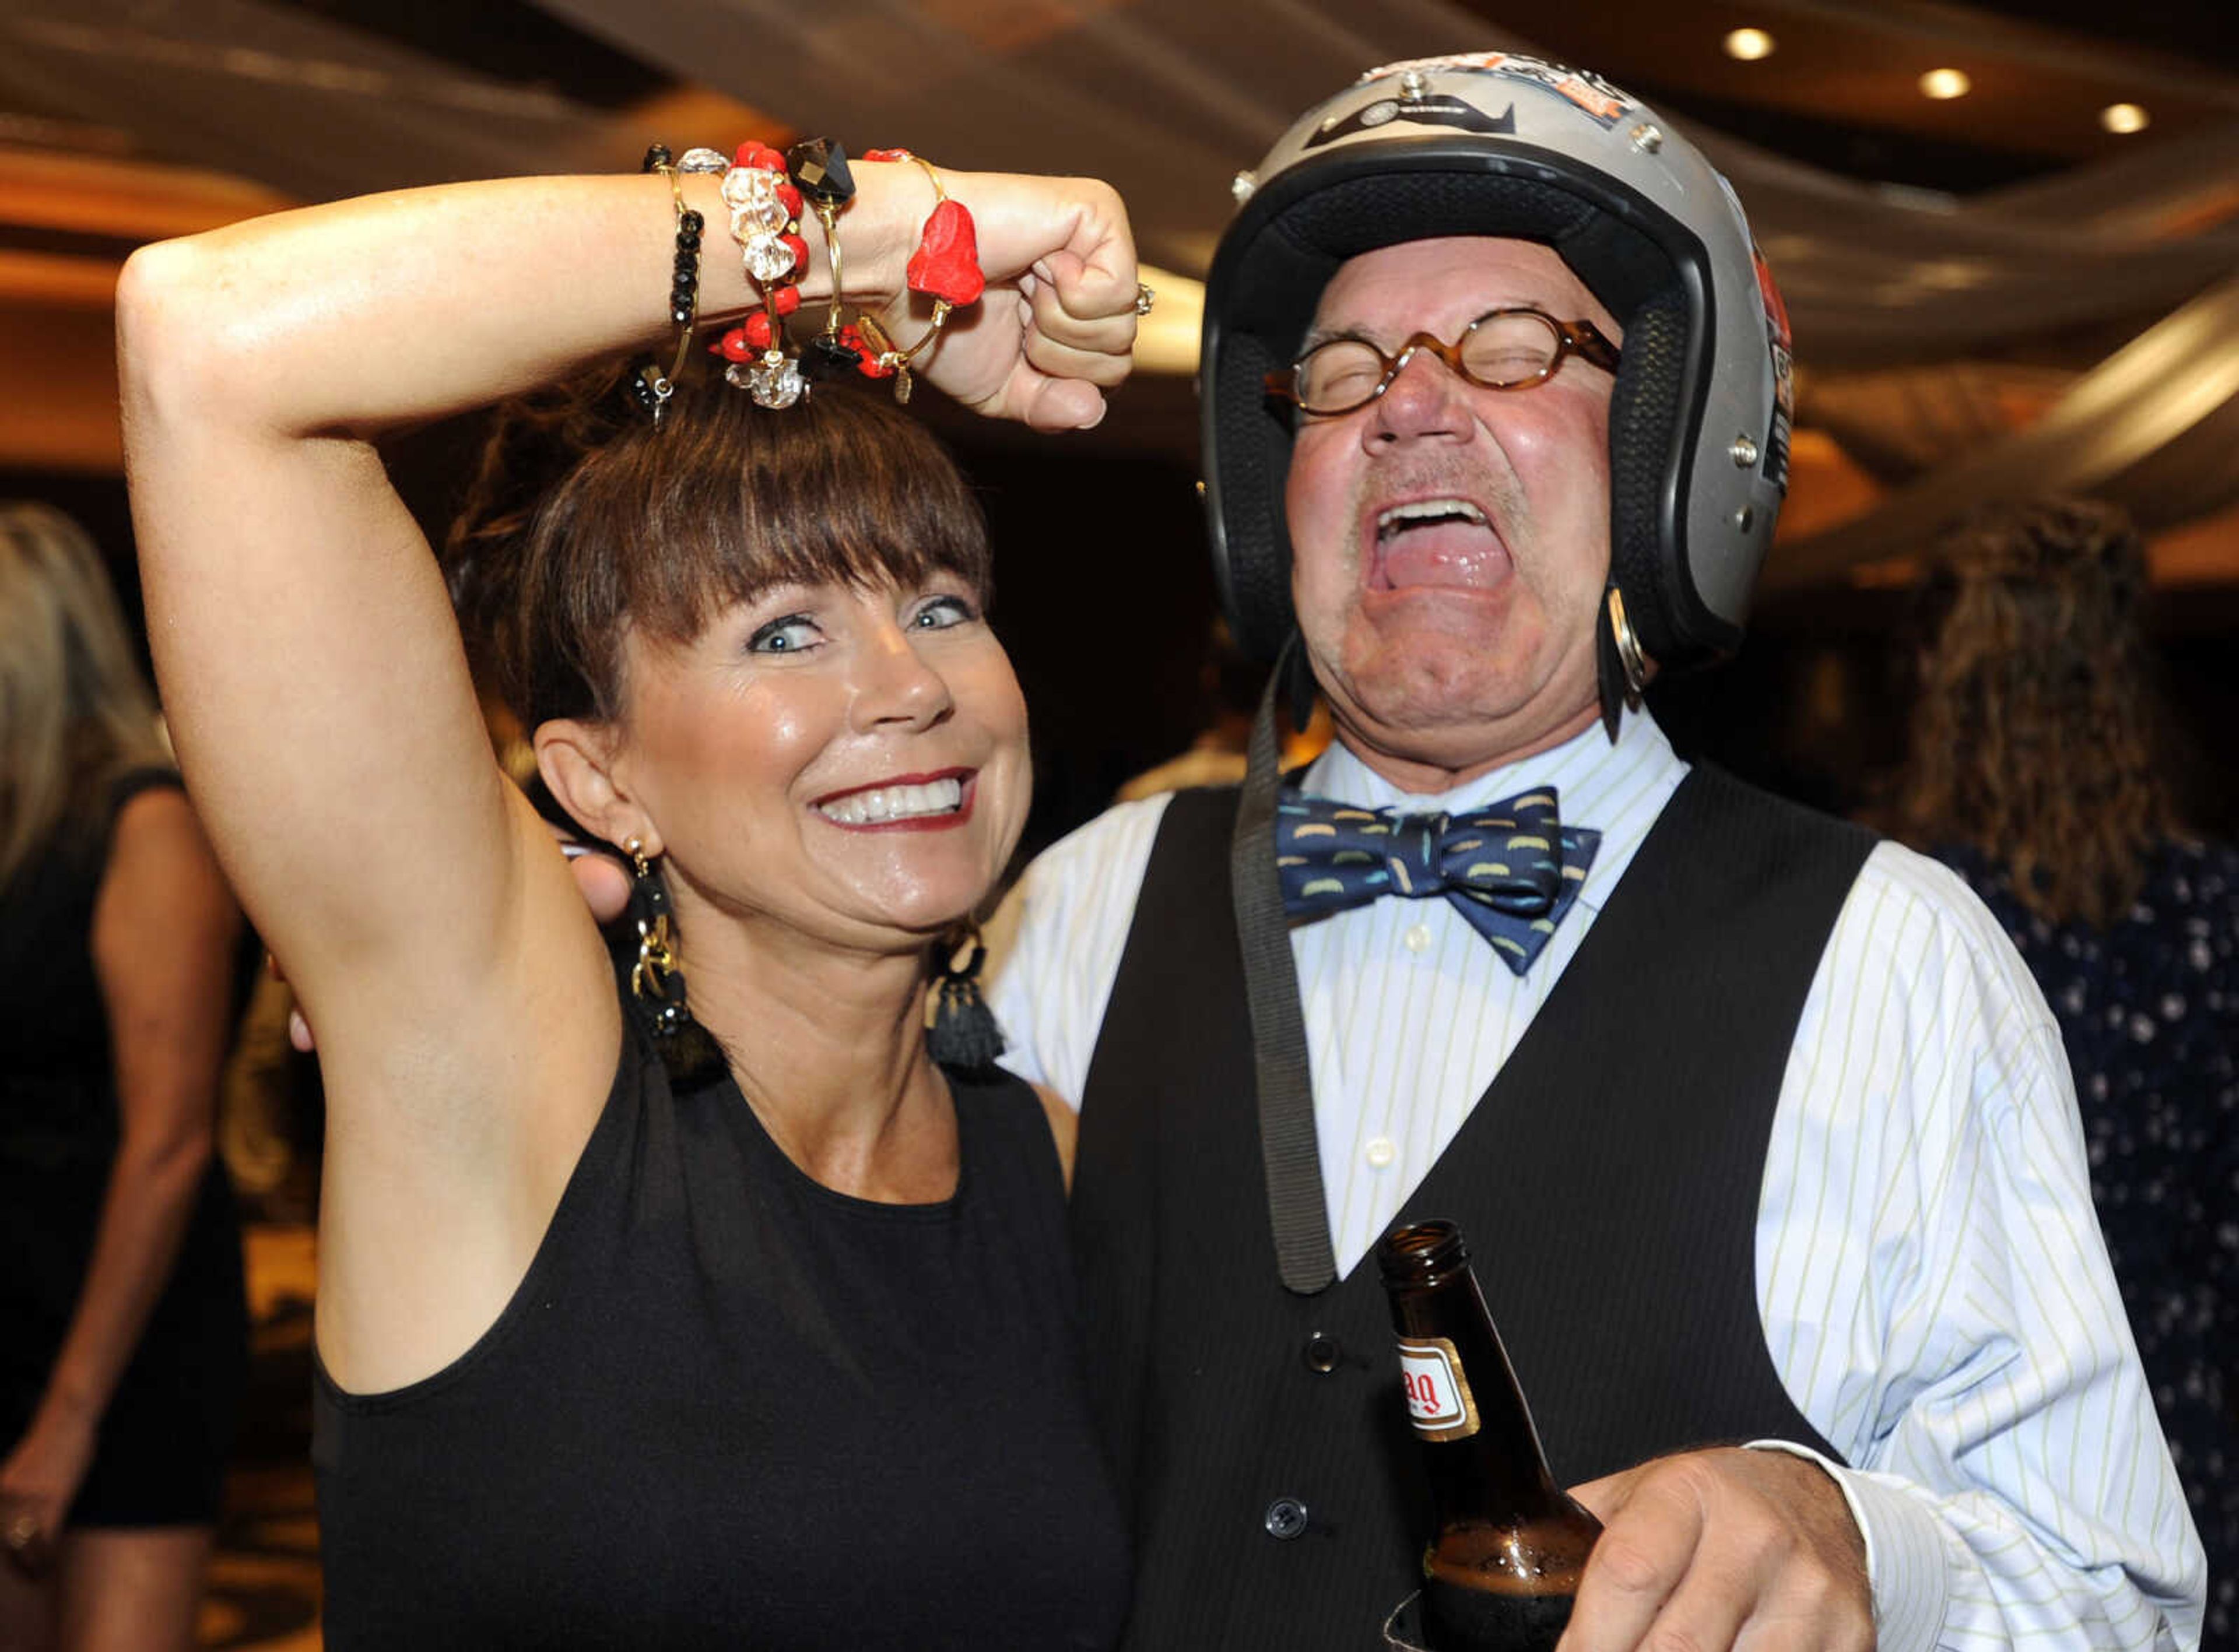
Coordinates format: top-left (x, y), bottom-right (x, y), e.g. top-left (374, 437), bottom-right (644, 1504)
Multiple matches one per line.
top-left (1397, 1336), bottom-right (1481, 1442)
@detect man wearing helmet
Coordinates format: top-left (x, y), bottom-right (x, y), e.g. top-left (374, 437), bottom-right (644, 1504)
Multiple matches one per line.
top-left (992, 52), bottom-right (2203, 1652)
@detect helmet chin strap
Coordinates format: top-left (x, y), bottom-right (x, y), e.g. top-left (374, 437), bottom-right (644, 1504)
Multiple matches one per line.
top-left (1280, 625), bottom-right (1320, 732)
top-left (1595, 582), bottom-right (1654, 742)
top-left (1231, 631), bottom-right (1339, 1294)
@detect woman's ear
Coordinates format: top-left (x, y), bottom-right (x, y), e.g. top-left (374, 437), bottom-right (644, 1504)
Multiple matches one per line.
top-left (535, 719), bottom-right (658, 856)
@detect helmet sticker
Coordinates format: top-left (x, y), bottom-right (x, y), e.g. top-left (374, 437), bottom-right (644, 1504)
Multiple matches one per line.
top-left (1306, 93), bottom-right (1517, 149)
top-left (1753, 242), bottom-right (1795, 495)
top-left (1357, 52), bottom-right (1636, 130)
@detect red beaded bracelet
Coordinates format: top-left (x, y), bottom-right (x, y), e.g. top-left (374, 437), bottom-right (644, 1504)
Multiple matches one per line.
top-left (844, 150), bottom-right (984, 403)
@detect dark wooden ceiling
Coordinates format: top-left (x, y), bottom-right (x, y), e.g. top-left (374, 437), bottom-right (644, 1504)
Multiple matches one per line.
top-left (261, 0), bottom-right (2239, 199)
top-left (1483, 0), bottom-right (2239, 193)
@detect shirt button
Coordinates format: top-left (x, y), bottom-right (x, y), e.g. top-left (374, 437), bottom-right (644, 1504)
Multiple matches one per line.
top-left (1302, 1332), bottom-right (1343, 1374)
top-left (1364, 1136), bottom-right (1398, 1170)
top-left (1263, 1496), bottom-right (1310, 1540)
top-left (1402, 922), bottom-right (1433, 953)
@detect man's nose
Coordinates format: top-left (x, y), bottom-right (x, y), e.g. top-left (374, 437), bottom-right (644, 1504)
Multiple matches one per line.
top-left (851, 621), bottom-right (954, 733)
top-left (1368, 346), bottom-right (1471, 444)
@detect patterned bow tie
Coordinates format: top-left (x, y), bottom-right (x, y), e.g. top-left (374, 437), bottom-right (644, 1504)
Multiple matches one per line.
top-left (1275, 789), bottom-right (1601, 975)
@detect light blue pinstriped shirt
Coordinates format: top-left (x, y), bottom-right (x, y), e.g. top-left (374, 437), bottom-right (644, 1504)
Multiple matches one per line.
top-left (989, 709), bottom-right (2206, 1652)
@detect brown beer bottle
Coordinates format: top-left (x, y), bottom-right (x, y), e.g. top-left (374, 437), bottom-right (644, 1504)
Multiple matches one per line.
top-left (1377, 1219), bottom-right (1601, 1651)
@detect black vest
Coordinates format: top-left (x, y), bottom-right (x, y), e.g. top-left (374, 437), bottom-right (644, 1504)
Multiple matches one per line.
top-left (1069, 766), bottom-right (1874, 1650)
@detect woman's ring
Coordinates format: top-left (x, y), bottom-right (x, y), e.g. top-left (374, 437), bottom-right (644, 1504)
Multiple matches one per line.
top-left (1135, 283), bottom-right (1156, 317)
top-left (3, 1509), bottom-right (54, 1577)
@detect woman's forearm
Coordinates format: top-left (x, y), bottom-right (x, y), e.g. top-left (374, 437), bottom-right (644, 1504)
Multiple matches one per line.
top-left (117, 156), bottom-right (1136, 449)
top-left (26, 1127), bottom-right (216, 1436)
top-left (116, 167), bottom-right (917, 442)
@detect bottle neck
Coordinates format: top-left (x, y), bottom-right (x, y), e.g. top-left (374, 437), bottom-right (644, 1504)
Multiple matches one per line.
top-left (1390, 1267), bottom-right (1567, 1526)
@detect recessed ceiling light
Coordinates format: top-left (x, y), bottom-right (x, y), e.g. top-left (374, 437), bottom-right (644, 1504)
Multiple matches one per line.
top-left (1919, 68), bottom-right (1972, 100)
top-left (2100, 102), bottom-right (2150, 134)
top-left (1722, 28), bottom-right (1776, 61)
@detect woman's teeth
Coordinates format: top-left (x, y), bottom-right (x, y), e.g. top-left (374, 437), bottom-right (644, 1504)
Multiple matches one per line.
top-left (817, 777), bottom-right (965, 825)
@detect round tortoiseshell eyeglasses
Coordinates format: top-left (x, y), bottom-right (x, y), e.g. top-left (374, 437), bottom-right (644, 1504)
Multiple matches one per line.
top-left (1264, 307), bottom-right (1622, 417)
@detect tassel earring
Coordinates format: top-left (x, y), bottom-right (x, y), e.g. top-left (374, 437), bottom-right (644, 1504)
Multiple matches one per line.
top-left (927, 922), bottom-right (1005, 1071)
top-left (624, 838), bottom-right (725, 1088)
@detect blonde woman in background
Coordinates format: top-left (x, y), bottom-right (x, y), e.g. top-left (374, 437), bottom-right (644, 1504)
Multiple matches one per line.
top-left (0, 504), bottom-right (247, 1652)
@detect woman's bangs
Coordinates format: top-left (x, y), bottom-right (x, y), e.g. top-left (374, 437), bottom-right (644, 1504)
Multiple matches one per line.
top-left (631, 397), bottom-right (992, 643)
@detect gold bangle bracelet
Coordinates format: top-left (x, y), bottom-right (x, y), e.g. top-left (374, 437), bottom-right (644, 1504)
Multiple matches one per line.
top-left (861, 155), bottom-right (958, 403)
top-left (815, 195), bottom-right (846, 344)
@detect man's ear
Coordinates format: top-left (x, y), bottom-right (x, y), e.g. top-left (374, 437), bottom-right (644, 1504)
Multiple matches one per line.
top-left (534, 718), bottom-right (659, 856)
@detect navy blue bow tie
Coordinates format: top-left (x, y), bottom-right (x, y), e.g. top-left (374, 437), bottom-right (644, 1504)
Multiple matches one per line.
top-left (1275, 789), bottom-right (1601, 975)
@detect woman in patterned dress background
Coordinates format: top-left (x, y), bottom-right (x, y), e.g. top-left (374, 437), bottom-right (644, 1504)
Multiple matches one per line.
top-left (1898, 495), bottom-right (2236, 1647)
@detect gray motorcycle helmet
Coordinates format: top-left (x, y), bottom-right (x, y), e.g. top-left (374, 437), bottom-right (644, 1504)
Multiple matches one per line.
top-left (1202, 52), bottom-right (1795, 712)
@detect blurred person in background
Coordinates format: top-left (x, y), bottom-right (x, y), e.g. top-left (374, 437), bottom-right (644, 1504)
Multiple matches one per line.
top-left (0, 502), bottom-right (248, 1652)
top-left (1112, 618), bottom-right (1330, 804)
top-left (1899, 495), bottom-right (2236, 1648)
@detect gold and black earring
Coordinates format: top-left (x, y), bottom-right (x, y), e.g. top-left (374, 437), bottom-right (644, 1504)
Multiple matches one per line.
top-left (624, 838), bottom-right (724, 1088)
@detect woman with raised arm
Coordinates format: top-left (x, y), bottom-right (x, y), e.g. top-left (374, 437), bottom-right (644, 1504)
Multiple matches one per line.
top-left (115, 147), bottom-right (1139, 1649)
top-left (0, 504), bottom-right (247, 1652)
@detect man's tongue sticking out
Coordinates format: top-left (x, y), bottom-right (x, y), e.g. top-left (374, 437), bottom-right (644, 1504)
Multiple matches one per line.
top-left (1373, 498), bottom-right (1511, 591)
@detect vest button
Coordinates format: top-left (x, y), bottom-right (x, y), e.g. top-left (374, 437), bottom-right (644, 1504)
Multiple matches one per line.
top-left (1263, 1496), bottom-right (1310, 1540)
top-left (1302, 1332), bottom-right (1342, 1373)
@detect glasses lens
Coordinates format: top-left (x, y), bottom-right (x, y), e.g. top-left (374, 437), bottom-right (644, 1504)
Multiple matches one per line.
top-left (1294, 339), bottom-right (1387, 413)
top-left (1460, 312), bottom-right (1562, 388)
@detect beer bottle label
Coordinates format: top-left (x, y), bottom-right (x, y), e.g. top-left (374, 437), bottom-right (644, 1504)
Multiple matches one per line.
top-left (1397, 1336), bottom-right (1480, 1442)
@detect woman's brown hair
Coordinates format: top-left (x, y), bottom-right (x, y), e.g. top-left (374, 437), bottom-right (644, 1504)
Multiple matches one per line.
top-left (447, 361), bottom-right (995, 735)
top-left (1898, 496), bottom-right (2173, 929)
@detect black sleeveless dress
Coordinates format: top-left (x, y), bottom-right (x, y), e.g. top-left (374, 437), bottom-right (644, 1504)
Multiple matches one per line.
top-left (313, 1004), bottom-right (1131, 1651)
top-left (0, 768), bottom-right (248, 1527)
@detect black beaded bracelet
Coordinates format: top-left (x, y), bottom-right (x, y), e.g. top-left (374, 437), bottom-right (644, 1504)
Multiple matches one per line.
top-left (632, 142), bottom-right (704, 424)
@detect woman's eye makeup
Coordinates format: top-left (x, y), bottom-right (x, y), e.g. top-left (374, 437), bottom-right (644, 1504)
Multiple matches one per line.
top-left (910, 594), bottom-right (978, 630)
top-left (746, 613), bottom-right (820, 654)
top-left (740, 590), bottom-right (977, 653)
